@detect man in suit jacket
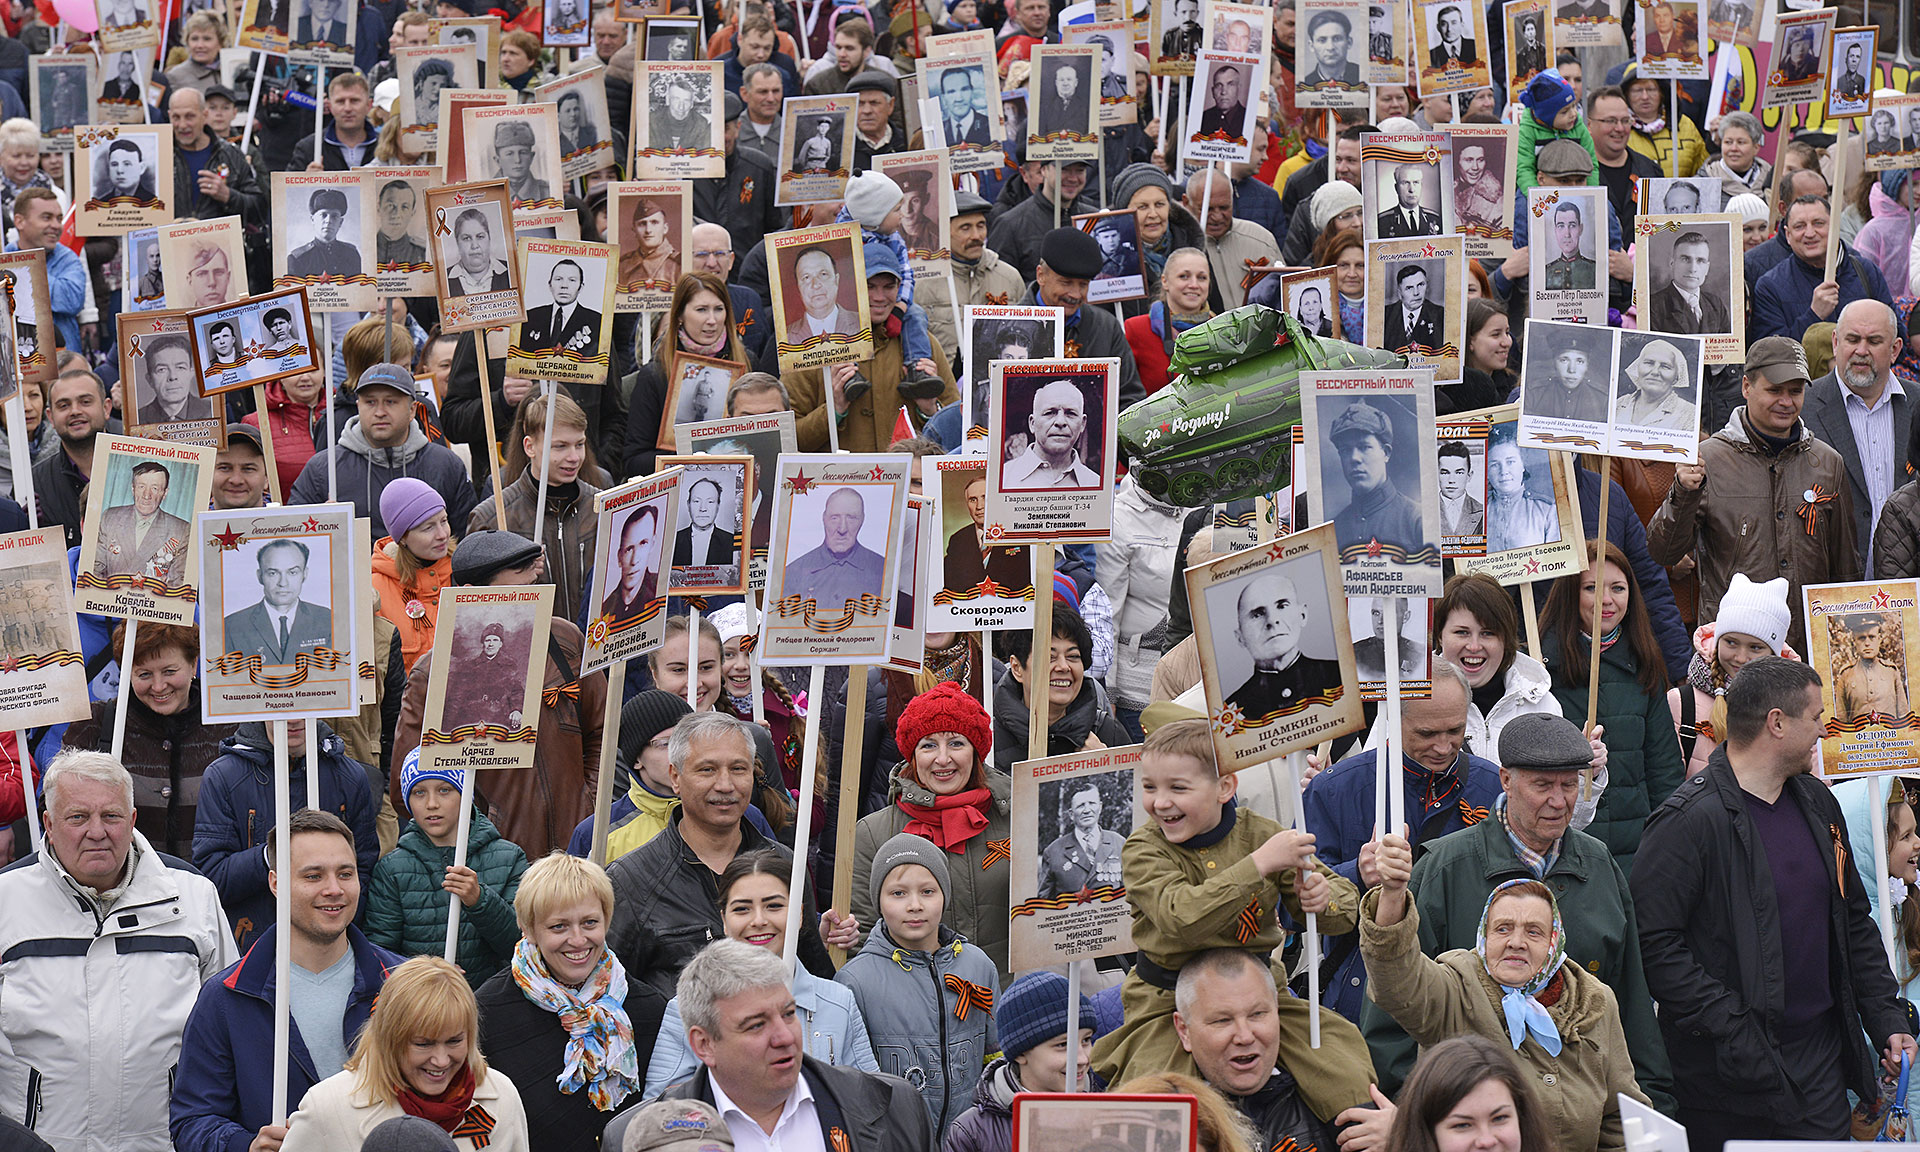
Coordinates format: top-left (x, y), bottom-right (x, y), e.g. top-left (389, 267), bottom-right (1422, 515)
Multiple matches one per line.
top-left (294, 0), bottom-right (346, 44)
top-left (221, 538), bottom-right (334, 664)
top-left (1197, 65), bottom-right (1247, 136)
top-left (1384, 263), bottom-right (1447, 353)
top-left (785, 246), bottom-right (861, 339)
top-left (937, 66), bottom-right (993, 146)
top-left (942, 476), bottom-right (1030, 597)
top-left (521, 258), bottom-right (602, 358)
top-left (1039, 782), bottom-right (1125, 897)
top-left (99, 52), bottom-right (141, 102)
top-left (93, 461), bottom-right (191, 585)
top-left (1803, 299), bottom-right (1918, 571)
top-left (673, 477), bottom-right (737, 567)
top-left (1034, 58), bottom-right (1086, 138)
top-left (1428, 5), bottom-right (1476, 66)
top-left (1301, 10), bottom-right (1363, 87)
top-left (1376, 163), bottom-right (1444, 237)
top-left (1648, 231), bottom-right (1731, 334)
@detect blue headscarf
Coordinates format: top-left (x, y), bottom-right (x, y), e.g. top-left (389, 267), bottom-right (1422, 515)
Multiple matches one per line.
top-left (1474, 879), bottom-right (1568, 1056)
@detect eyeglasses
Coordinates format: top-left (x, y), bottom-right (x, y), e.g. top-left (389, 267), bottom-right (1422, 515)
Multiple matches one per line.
top-left (1591, 116), bottom-right (1632, 127)
top-left (692, 250), bottom-right (730, 261)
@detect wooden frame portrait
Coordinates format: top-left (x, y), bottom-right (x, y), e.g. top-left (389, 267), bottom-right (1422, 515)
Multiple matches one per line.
top-left (632, 60), bottom-right (726, 180)
top-left (120, 310), bottom-right (222, 448)
top-left (159, 216), bottom-right (247, 314)
top-left (509, 237), bottom-right (616, 385)
top-left (419, 584), bottom-right (555, 774)
top-left (657, 353), bottom-right (746, 449)
top-left (73, 434), bottom-right (216, 625)
top-left (609, 180), bottom-right (691, 313)
top-left (1278, 266), bottom-right (1340, 339)
top-left (1826, 25), bottom-right (1877, 119)
top-left (986, 358), bottom-right (1121, 543)
top-left (768, 222), bottom-right (873, 371)
top-left (758, 452), bottom-right (911, 665)
top-left (1300, 369), bottom-right (1445, 596)
top-left (1150, 0), bottom-right (1203, 75)
top-left (1504, 0), bottom-right (1553, 100)
top-left (272, 171), bottom-right (376, 312)
top-left (0, 527), bottom-right (91, 728)
top-left (237, 0), bottom-right (291, 54)
top-left (186, 285), bottom-right (321, 396)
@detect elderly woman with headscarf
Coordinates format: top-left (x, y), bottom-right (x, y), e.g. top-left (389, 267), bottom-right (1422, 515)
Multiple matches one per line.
top-left (1362, 836), bottom-right (1650, 1152)
top-left (1613, 339), bottom-right (1694, 431)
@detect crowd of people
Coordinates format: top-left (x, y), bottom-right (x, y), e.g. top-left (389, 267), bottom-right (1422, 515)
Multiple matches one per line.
top-left (0, 0), bottom-right (1916, 1150)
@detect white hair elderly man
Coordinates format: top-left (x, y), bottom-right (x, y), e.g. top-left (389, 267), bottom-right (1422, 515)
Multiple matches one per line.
top-left (0, 749), bottom-right (235, 1152)
top-left (601, 937), bottom-right (934, 1151)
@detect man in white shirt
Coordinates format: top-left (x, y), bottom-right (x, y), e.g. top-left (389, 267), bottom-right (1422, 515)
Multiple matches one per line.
top-left (1802, 299), bottom-right (1913, 574)
top-left (785, 246), bottom-right (861, 339)
top-left (1003, 377), bottom-right (1100, 488)
top-left (221, 537), bottom-right (334, 665)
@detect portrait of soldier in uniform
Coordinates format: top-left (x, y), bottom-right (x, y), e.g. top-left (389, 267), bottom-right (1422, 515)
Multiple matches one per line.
top-left (1836, 612), bottom-right (1911, 723)
top-left (93, 460), bottom-right (191, 585)
top-left (1222, 570), bottom-right (1342, 722)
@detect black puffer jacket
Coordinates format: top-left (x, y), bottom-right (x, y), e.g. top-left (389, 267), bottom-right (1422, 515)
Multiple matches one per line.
top-left (1873, 477), bottom-right (1920, 578)
top-left (989, 672), bottom-right (1130, 774)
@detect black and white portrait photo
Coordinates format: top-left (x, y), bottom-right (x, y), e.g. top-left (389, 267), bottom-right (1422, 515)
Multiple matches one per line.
top-left (964, 311), bottom-right (1060, 437)
top-left (1287, 277), bottom-right (1337, 338)
top-left (1316, 395), bottom-right (1427, 562)
top-left (396, 46), bottom-right (475, 136)
top-left (647, 70), bottom-right (713, 150)
top-left (374, 176), bottom-right (429, 271)
top-left (1426, 0), bottom-right (1477, 65)
top-left (97, 49), bottom-right (145, 104)
top-left (1201, 551), bottom-right (1345, 726)
top-left (669, 460), bottom-right (747, 590)
top-left (1079, 210), bottom-right (1143, 303)
top-left (96, 0), bottom-right (149, 31)
top-left (1036, 773), bottom-right (1128, 898)
top-left (484, 114), bottom-right (560, 205)
top-left (34, 58), bottom-right (91, 142)
top-left (440, 606), bottom-right (538, 733)
top-left (1300, 3), bottom-right (1365, 88)
top-left (1349, 595), bottom-right (1429, 683)
top-left (1510, 8), bottom-right (1547, 80)
top-left (645, 17), bottom-right (700, 60)
top-left (1644, 222), bottom-right (1733, 335)
top-left (439, 200), bottom-right (512, 298)
top-left (554, 85), bottom-right (607, 160)
top-left (930, 62), bottom-right (994, 147)
top-left (781, 484), bottom-right (891, 617)
top-left (292, 0), bottom-right (351, 47)
top-left (1157, 0), bottom-right (1202, 61)
top-left (791, 111), bottom-right (845, 171)
top-left (1645, 175), bottom-right (1720, 216)
top-left (1484, 420), bottom-right (1563, 553)
top-left (1437, 437), bottom-right (1487, 539)
top-left (1374, 159), bottom-right (1446, 238)
top-left (127, 227), bottom-right (164, 309)
top-left (1828, 27), bottom-right (1874, 116)
top-left (601, 498), bottom-right (667, 625)
top-left (1195, 55), bottom-right (1251, 138)
top-left (1000, 372), bottom-right (1104, 490)
top-left (129, 332), bottom-right (215, 426)
top-left (90, 132), bottom-right (160, 203)
top-left (1033, 51), bottom-right (1095, 139)
top-left (519, 254), bottom-right (604, 358)
top-left (545, 0), bottom-right (590, 45)
top-left (285, 184), bottom-right (364, 280)
top-left (1383, 259), bottom-right (1447, 355)
top-left (1613, 332), bottom-right (1701, 433)
top-left (668, 355), bottom-right (734, 427)
top-left (220, 536), bottom-right (335, 666)
top-left (1521, 318), bottom-right (1614, 426)
top-left (1534, 195), bottom-right (1598, 290)
top-left (1870, 108), bottom-right (1903, 155)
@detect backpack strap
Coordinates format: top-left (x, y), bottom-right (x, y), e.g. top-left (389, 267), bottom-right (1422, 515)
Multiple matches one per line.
top-left (1677, 687), bottom-right (1698, 766)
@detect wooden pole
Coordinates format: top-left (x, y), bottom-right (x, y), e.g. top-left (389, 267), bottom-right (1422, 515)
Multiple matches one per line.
top-left (1028, 542), bottom-right (1058, 764)
top-left (475, 328), bottom-right (507, 526)
top-left (1583, 460), bottom-right (1611, 800)
top-left (270, 719), bottom-right (292, 1124)
top-left (589, 658), bottom-right (627, 866)
top-left (532, 380), bottom-right (556, 552)
top-left (1520, 583), bottom-right (1543, 661)
top-left (7, 396), bottom-right (40, 853)
top-left (322, 312), bottom-right (336, 502)
top-left (685, 604), bottom-right (702, 708)
top-left (1382, 597), bottom-right (1406, 835)
top-left (830, 666), bottom-right (868, 965)
top-left (254, 384), bottom-right (284, 505)
top-left (1825, 118), bottom-right (1853, 282)
top-left (784, 661), bottom-right (830, 970)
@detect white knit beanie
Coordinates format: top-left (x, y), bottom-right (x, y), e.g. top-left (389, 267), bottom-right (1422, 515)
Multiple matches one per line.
top-left (1726, 192), bottom-right (1769, 223)
top-left (1713, 573), bottom-right (1791, 655)
top-left (1377, 116), bottom-right (1421, 134)
top-left (844, 170), bottom-right (903, 230)
top-left (1311, 181), bottom-right (1364, 234)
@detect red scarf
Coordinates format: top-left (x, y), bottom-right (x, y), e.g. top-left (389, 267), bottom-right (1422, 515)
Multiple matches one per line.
top-left (397, 1064), bottom-right (479, 1133)
top-left (897, 788), bottom-right (992, 852)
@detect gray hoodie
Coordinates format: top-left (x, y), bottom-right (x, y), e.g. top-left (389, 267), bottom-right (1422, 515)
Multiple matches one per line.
top-left (288, 416), bottom-right (478, 540)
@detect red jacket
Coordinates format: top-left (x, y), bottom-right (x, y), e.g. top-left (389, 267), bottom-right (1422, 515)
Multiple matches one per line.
top-left (243, 379), bottom-right (322, 495)
top-left (1124, 311), bottom-right (1175, 396)
top-left (0, 730), bottom-right (30, 826)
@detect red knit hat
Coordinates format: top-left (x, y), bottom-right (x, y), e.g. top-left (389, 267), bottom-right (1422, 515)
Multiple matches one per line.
top-left (894, 681), bottom-right (993, 762)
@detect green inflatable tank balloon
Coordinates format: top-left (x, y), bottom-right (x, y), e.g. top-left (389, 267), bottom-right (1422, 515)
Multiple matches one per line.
top-left (1118, 304), bottom-right (1406, 507)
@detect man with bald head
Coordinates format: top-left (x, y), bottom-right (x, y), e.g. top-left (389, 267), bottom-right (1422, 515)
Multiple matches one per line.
top-left (1224, 569), bottom-right (1343, 724)
top-left (782, 486), bottom-right (888, 615)
top-left (1802, 297), bottom-right (1914, 572)
top-left (1183, 168), bottom-right (1281, 308)
top-left (1005, 378), bottom-right (1100, 487)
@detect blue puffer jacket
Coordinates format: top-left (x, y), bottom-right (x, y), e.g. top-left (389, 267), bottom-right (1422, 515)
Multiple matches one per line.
top-left (1302, 746), bottom-right (1504, 1021)
top-left (834, 924), bottom-right (1000, 1143)
top-left (192, 722), bottom-right (380, 950)
top-left (363, 811), bottom-right (528, 987)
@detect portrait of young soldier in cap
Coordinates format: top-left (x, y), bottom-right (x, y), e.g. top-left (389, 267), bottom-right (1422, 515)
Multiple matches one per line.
top-left (286, 186), bottom-right (363, 279)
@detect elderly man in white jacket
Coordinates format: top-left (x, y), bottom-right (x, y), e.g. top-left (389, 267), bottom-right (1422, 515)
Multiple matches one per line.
top-left (0, 749), bottom-right (236, 1152)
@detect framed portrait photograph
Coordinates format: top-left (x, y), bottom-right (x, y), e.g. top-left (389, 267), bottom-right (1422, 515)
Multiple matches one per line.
top-left (237, 0), bottom-right (291, 53)
top-left (1187, 523), bottom-right (1363, 768)
top-left (395, 43), bottom-right (478, 150)
top-left (927, 453), bottom-right (1035, 631)
top-left (1028, 44), bottom-right (1101, 160)
top-left (1300, 369), bottom-right (1444, 596)
top-left (1362, 129), bottom-right (1454, 242)
top-left (430, 17), bottom-right (503, 87)
top-left (0, 527), bottom-right (91, 729)
top-left (918, 50), bottom-right (1004, 176)
top-left (1413, 0), bottom-right (1492, 93)
top-left (1635, 0), bottom-right (1704, 77)
top-left (370, 167), bottom-right (437, 297)
top-left (1279, 266), bottom-right (1339, 338)
top-left (768, 222), bottom-right (874, 371)
top-left (632, 61), bottom-right (725, 179)
top-left (1182, 49), bottom-right (1260, 163)
top-left (1518, 317), bottom-right (1616, 451)
top-left (657, 453), bottom-right (750, 595)
top-left (583, 468), bottom-right (684, 673)
top-left (1297, 0), bottom-right (1369, 109)
top-left (1434, 417), bottom-right (1489, 554)
top-left (1609, 330), bottom-right (1704, 461)
top-left (1504, 0), bottom-right (1553, 100)
top-left (539, 66), bottom-right (616, 177)
top-left (120, 311), bottom-right (221, 448)
top-left (419, 584), bottom-right (555, 774)
top-left (874, 151), bottom-right (953, 271)
top-left (427, 179), bottom-right (526, 333)
top-left (1361, 0), bottom-right (1410, 81)
top-left (287, 0), bottom-right (355, 63)
top-left (1449, 404), bottom-right (1583, 582)
top-left (657, 353), bottom-right (746, 448)
top-left (509, 237), bottom-right (616, 384)
top-left (675, 410), bottom-right (797, 591)
top-left (463, 102), bottom-right (569, 230)
top-left (544, 0), bottom-right (590, 46)
top-left (986, 358), bottom-right (1122, 542)
top-left (1632, 211), bottom-right (1745, 363)
top-left (438, 88), bottom-right (516, 183)
top-left (642, 15), bottom-right (701, 58)
top-left (1764, 8), bottom-right (1836, 109)
top-left (272, 171), bottom-right (376, 312)
top-left (1865, 97), bottom-right (1920, 169)
top-left (185, 284), bottom-right (319, 396)
top-left (159, 216), bottom-right (246, 314)
top-left (0, 248), bottom-right (53, 389)
top-left (73, 435), bottom-right (216, 625)
top-left (1527, 185), bottom-right (1608, 324)
top-left (776, 92), bottom-right (857, 205)
top-left (1008, 742), bottom-right (1144, 972)
top-left (1707, 0), bottom-right (1761, 44)
top-left (1205, 0), bottom-right (1274, 52)
top-left (1151, 0), bottom-right (1203, 74)
top-left (609, 180), bottom-right (691, 313)
top-left (94, 48), bottom-right (151, 124)
top-left (1826, 25), bottom-right (1876, 119)
top-left (1642, 175), bottom-right (1722, 215)
top-left (1350, 595), bottom-right (1433, 699)
top-left (76, 124), bottom-right (172, 232)
top-left (1076, 209), bottom-right (1145, 304)
top-left (1804, 580), bottom-right (1920, 778)
top-left (615, 0), bottom-right (667, 22)
top-left (31, 55), bottom-right (94, 151)
top-left (1366, 235), bottom-right (1465, 383)
top-left (1062, 19), bottom-right (1137, 127)
top-left (96, 0), bottom-right (158, 53)
top-left (0, 275), bottom-right (19, 408)
top-left (1012, 1096), bottom-right (1197, 1152)
top-left (1554, 0), bottom-right (1619, 45)
top-left (760, 452), bottom-right (911, 666)
top-left (125, 227), bottom-right (166, 311)
top-left (1451, 126), bottom-right (1512, 257)
top-left (964, 305), bottom-right (1064, 442)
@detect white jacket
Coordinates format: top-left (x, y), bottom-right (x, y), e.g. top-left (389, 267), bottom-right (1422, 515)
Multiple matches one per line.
top-left (1098, 474), bottom-right (1186, 712)
top-left (280, 1066), bottom-right (530, 1152)
top-left (0, 831), bottom-right (236, 1152)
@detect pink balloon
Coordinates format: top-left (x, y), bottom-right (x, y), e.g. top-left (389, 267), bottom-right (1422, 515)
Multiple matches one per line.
top-left (51, 0), bottom-right (98, 33)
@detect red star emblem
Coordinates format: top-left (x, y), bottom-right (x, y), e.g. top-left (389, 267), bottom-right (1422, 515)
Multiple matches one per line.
top-left (1075, 884), bottom-right (1097, 904)
top-left (868, 464), bottom-right (887, 480)
top-left (979, 576), bottom-right (1002, 597)
top-left (1160, 422), bottom-right (1172, 433)
top-left (301, 517), bottom-right (322, 533)
top-left (211, 525), bottom-right (245, 550)
top-left (0, 656), bottom-right (17, 673)
top-left (1523, 556), bottom-right (1542, 575)
top-left (1872, 588), bottom-right (1893, 610)
top-left (149, 319), bottom-right (165, 332)
top-left (1266, 541), bottom-right (1289, 562)
top-left (1365, 537), bottom-right (1384, 558)
top-left (786, 471), bottom-right (815, 495)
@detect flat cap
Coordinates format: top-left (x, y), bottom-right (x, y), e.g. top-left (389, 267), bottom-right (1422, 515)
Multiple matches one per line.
top-left (1536, 138), bottom-right (1592, 180)
top-left (952, 188), bottom-right (991, 217)
top-left (722, 91), bottom-right (743, 122)
top-left (262, 307), bottom-right (292, 328)
top-left (1039, 226), bottom-right (1102, 279)
top-left (1745, 335), bottom-right (1811, 386)
top-left (308, 186), bottom-right (349, 214)
top-left (204, 83), bottom-right (239, 104)
top-left (1497, 712), bottom-right (1592, 772)
top-left (1328, 401), bottom-right (1394, 446)
top-left (845, 69), bottom-right (897, 97)
top-left (452, 530), bottom-right (543, 586)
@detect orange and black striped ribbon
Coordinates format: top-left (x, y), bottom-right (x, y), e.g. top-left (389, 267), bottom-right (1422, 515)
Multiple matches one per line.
top-left (450, 1105), bottom-right (496, 1148)
top-left (982, 839), bottom-right (1010, 869)
top-left (944, 975), bottom-right (994, 1020)
top-left (1234, 899), bottom-right (1262, 944)
top-left (542, 681), bottom-right (580, 708)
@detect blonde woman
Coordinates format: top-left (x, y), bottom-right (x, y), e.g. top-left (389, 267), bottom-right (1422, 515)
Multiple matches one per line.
top-left (281, 956), bottom-right (530, 1151)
